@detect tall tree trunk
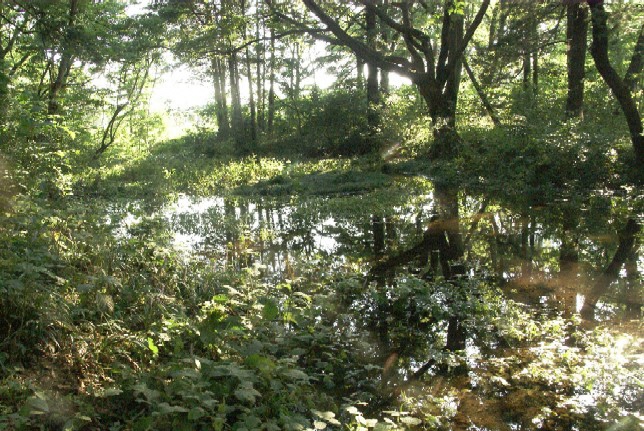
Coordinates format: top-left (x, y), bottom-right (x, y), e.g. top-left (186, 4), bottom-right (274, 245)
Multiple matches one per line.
top-left (378, 0), bottom-right (391, 94)
top-left (212, 57), bottom-right (230, 137)
top-left (245, 47), bottom-right (258, 145)
top-left (366, 1), bottom-right (380, 148)
top-left (372, 215), bottom-right (385, 257)
top-left (565, 1), bottom-right (588, 118)
top-left (218, 60), bottom-right (230, 130)
top-left (256, 4), bottom-right (265, 132)
top-left (445, 13), bottom-right (464, 126)
top-left (267, 30), bottom-right (276, 133)
top-left (588, 2), bottom-right (643, 166)
top-left (228, 53), bottom-right (244, 142)
top-left (522, 49), bottom-right (531, 90)
top-left (521, 7), bottom-right (538, 95)
top-left (293, 43), bottom-right (302, 100)
top-left (421, 10), bottom-right (464, 161)
top-left (488, 2), bottom-right (498, 48)
top-left (532, 47), bottom-right (538, 90)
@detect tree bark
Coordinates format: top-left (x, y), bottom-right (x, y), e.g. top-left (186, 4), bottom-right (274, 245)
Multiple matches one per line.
top-left (445, 12), bottom-right (464, 127)
top-left (366, 0), bottom-right (380, 147)
top-left (228, 53), bottom-right (244, 141)
top-left (299, 0), bottom-right (490, 161)
top-left (565, 1), bottom-right (588, 118)
top-left (256, 3), bottom-right (265, 132)
top-left (267, 30), bottom-right (276, 133)
top-left (245, 47), bottom-right (258, 145)
top-left (588, 2), bottom-right (644, 166)
top-left (212, 57), bottom-right (230, 137)
top-left (372, 215), bottom-right (385, 257)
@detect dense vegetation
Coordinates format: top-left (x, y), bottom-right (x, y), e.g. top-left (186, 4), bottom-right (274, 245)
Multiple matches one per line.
top-left (0, 0), bottom-right (642, 430)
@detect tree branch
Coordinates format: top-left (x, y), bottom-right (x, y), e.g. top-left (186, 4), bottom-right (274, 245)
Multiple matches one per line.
top-left (299, 0), bottom-right (416, 78)
top-left (463, 57), bottom-right (500, 126)
top-left (439, 0), bottom-right (490, 87)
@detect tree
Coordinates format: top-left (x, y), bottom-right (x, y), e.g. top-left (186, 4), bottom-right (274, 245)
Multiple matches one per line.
top-left (587, 0), bottom-right (643, 166)
top-left (277, 0), bottom-right (490, 160)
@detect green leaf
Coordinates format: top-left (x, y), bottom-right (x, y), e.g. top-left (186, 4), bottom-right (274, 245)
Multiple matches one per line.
top-left (282, 368), bottom-right (309, 382)
top-left (262, 299), bottom-right (279, 321)
top-left (147, 337), bottom-right (159, 357)
top-left (245, 354), bottom-right (275, 373)
top-left (400, 416), bottom-right (422, 425)
top-left (102, 388), bottom-right (123, 397)
top-left (312, 410), bottom-right (340, 425)
top-left (346, 406), bottom-right (360, 415)
top-left (234, 384), bottom-right (262, 404)
top-left (132, 383), bottom-right (160, 402)
top-left (212, 294), bottom-right (228, 303)
top-left (188, 407), bottom-right (205, 421)
top-left (24, 393), bottom-right (49, 415)
top-left (156, 402), bottom-right (189, 414)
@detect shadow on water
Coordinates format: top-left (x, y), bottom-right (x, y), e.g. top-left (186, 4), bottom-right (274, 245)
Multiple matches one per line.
top-left (108, 180), bottom-right (642, 430)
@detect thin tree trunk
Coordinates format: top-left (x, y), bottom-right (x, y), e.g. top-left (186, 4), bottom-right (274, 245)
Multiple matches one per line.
top-left (212, 57), bottom-right (230, 137)
top-left (463, 57), bottom-right (501, 126)
top-left (267, 30), bottom-right (276, 133)
top-left (95, 104), bottom-right (126, 156)
top-left (565, 1), bottom-right (587, 118)
top-left (372, 215), bottom-right (385, 257)
top-left (294, 43), bottom-right (302, 100)
top-left (588, 2), bottom-right (643, 166)
top-left (256, 3), bottom-right (265, 132)
top-left (218, 60), bottom-right (230, 131)
top-left (229, 54), bottom-right (244, 141)
top-left (378, 0), bottom-right (391, 95)
top-left (245, 47), bottom-right (258, 144)
top-left (488, 2), bottom-right (498, 48)
top-left (366, 1), bottom-right (380, 148)
top-left (532, 49), bottom-right (538, 90)
top-left (523, 50), bottom-right (531, 90)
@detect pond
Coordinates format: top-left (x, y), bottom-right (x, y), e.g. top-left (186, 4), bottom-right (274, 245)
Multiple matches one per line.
top-left (108, 182), bottom-right (642, 430)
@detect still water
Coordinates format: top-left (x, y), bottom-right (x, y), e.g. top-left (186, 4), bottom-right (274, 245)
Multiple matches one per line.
top-left (110, 187), bottom-right (642, 430)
